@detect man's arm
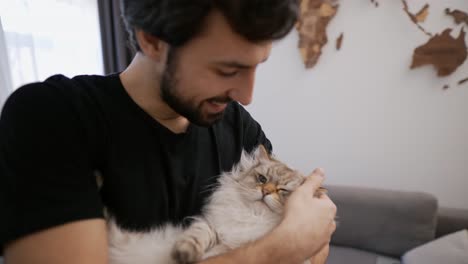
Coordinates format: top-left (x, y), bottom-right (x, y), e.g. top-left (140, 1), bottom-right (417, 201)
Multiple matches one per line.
top-left (1, 82), bottom-right (107, 264)
top-left (4, 171), bottom-right (334, 264)
top-left (4, 219), bottom-right (108, 264)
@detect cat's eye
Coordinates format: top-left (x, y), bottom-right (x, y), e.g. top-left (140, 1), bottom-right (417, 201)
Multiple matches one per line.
top-left (278, 188), bottom-right (291, 195)
top-left (257, 174), bottom-right (268, 184)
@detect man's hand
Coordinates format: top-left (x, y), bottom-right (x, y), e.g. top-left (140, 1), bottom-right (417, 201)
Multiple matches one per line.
top-left (310, 244), bottom-right (330, 264)
top-left (278, 168), bottom-right (337, 261)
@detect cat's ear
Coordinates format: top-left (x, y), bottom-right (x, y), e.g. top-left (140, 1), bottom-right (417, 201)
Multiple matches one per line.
top-left (238, 149), bottom-right (255, 172)
top-left (257, 144), bottom-right (271, 161)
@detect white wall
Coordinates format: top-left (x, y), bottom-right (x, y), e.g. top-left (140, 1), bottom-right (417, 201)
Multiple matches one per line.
top-left (248, 0), bottom-right (468, 209)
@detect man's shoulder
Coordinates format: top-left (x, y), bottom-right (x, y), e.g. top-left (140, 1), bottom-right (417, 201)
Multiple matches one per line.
top-left (16, 73), bottom-right (111, 91)
top-left (0, 74), bottom-right (113, 142)
top-left (1, 76), bottom-right (68, 121)
top-left (4, 74), bottom-right (108, 104)
top-left (5, 75), bottom-right (68, 103)
top-left (2, 74), bottom-right (117, 115)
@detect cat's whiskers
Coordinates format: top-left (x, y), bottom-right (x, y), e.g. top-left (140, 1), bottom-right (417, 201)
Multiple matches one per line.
top-left (221, 176), bottom-right (262, 199)
top-left (231, 179), bottom-right (255, 192)
top-left (199, 182), bottom-right (221, 194)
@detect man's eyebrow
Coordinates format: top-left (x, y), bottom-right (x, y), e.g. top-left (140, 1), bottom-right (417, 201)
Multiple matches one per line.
top-left (215, 57), bottom-right (269, 69)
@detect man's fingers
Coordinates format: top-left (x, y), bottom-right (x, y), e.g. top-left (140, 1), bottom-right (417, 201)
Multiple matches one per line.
top-left (311, 167), bottom-right (325, 177)
top-left (314, 187), bottom-right (328, 198)
top-left (302, 168), bottom-right (325, 192)
top-left (309, 243), bottom-right (330, 264)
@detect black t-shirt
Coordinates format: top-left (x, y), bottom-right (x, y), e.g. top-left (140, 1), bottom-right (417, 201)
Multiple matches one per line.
top-left (0, 74), bottom-right (271, 252)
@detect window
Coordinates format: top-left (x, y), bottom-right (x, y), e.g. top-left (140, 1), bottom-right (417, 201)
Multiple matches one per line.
top-left (0, 0), bottom-right (103, 104)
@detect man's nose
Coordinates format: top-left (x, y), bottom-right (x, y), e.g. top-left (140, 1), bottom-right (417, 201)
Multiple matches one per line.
top-left (228, 71), bottom-right (255, 105)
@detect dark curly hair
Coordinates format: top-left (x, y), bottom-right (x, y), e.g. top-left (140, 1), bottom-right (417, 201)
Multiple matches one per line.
top-left (120, 0), bottom-right (300, 51)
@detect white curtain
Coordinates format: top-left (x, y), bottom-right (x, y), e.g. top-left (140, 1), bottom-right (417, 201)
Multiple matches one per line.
top-left (0, 0), bottom-right (103, 103)
top-left (0, 17), bottom-right (13, 107)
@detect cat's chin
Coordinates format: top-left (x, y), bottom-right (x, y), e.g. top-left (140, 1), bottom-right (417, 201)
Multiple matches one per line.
top-left (263, 195), bottom-right (284, 214)
top-left (251, 191), bottom-right (264, 201)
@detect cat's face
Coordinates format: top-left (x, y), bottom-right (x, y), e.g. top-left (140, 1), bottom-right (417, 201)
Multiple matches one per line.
top-left (234, 146), bottom-right (305, 214)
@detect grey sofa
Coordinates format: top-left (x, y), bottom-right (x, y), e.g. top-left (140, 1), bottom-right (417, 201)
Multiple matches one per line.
top-left (326, 185), bottom-right (468, 264)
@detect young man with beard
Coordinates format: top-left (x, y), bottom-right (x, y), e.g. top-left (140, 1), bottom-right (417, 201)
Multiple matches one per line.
top-left (0, 1), bottom-right (337, 263)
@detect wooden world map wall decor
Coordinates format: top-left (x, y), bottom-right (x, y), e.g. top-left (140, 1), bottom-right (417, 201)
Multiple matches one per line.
top-left (411, 28), bottom-right (467, 77)
top-left (296, 0), bottom-right (468, 89)
top-left (296, 0), bottom-right (339, 69)
top-left (446, 8), bottom-right (468, 26)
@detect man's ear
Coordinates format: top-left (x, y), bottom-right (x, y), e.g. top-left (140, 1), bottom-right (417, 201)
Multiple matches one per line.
top-left (135, 29), bottom-right (167, 61)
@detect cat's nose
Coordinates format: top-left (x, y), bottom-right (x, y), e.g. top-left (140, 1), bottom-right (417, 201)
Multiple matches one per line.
top-left (262, 183), bottom-right (276, 196)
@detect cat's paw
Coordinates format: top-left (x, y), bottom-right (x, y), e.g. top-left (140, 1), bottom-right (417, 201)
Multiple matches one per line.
top-left (171, 238), bottom-right (204, 264)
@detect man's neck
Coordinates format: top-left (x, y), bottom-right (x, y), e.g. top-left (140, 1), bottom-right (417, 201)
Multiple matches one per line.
top-left (119, 53), bottom-right (190, 134)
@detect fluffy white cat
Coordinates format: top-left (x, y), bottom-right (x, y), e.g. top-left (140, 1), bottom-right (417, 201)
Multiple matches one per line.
top-left (106, 145), bottom-right (313, 264)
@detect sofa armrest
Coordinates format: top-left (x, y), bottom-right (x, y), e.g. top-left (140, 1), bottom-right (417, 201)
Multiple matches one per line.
top-left (436, 207), bottom-right (468, 238)
top-left (326, 185), bottom-right (438, 258)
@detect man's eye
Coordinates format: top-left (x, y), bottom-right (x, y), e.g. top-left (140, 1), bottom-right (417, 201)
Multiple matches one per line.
top-left (258, 175), bottom-right (268, 184)
top-left (218, 70), bottom-right (239, 77)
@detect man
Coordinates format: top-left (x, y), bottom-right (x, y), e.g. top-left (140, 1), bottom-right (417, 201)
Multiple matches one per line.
top-left (0, 0), bottom-right (337, 263)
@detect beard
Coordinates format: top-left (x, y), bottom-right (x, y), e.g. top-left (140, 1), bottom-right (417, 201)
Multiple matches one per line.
top-left (160, 48), bottom-right (230, 127)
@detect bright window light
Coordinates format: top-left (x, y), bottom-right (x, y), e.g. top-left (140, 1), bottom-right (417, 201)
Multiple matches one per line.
top-left (0, 0), bottom-right (103, 93)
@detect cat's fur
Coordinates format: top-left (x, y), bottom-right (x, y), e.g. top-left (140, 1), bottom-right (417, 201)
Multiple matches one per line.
top-left (106, 145), bottom-right (309, 264)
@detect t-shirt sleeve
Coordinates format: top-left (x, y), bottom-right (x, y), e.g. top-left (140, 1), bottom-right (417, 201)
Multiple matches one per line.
top-left (0, 82), bottom-right (104, 252)
top-left (214, 103), bottom-right (273, 172)
top-left (238, 105), bottom-right (273, 154)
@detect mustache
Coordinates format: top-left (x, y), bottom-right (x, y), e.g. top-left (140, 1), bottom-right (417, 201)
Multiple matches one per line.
top-left (207, 96), bottom-right (233, 104)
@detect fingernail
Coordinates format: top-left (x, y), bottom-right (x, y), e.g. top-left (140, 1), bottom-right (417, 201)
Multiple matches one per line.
top-left (314, 168), bottom-right (325, 177)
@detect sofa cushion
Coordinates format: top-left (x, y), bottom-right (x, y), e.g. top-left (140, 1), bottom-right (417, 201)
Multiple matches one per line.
top-left (436, 207), bottom-right (468, 238)
top-left (327, 185), bottom-right (438, 257)
top-left (401, 229), bottom-right (468, 264)
top-left (327, 245), bottom-right (400, 264)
